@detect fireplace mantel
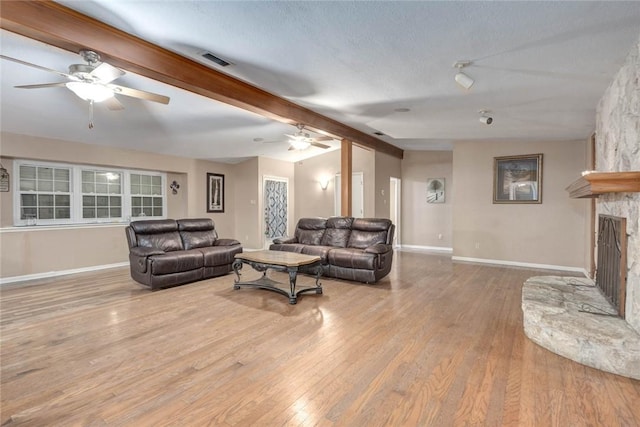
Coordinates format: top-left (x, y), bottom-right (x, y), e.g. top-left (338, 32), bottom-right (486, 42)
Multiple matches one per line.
top-left (566, 171), bottom-right (640, 198)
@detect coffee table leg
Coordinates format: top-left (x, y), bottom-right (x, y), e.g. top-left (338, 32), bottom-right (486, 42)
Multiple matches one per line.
top-left (232, 259), bottom-right (243, 289)
top-left (288, 270), bottom-right (298, 304)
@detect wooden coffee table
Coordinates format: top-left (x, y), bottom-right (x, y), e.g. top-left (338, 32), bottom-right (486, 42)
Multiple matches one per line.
top-left (232, 250), bottom-right (324, 304)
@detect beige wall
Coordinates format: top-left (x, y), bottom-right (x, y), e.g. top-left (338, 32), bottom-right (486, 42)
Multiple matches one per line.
top-left (374, 151), bottom-right (402, 219)
top-left (293, 146), bottom-right (376, 220)
top-left (0, 132), bottom-right (237, 278)
top-left (294, 150), bottom-right (340, 219)
top-left (232, 158), bottom-right (260, 249)
top-left (452, 140), bottom-right (590, 269)
top-left (401, 151), bottom-right (453, 249)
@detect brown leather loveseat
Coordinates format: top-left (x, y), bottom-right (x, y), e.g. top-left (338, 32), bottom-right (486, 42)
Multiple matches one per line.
top-left (269, 217), bottom-right (394, 283)
top-left (125, 218), bottom-right (242, 290)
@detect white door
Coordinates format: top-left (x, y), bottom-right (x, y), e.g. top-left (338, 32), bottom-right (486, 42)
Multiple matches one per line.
top-left (390, 177), bottom-right (401, 248)
top-left (334, 172), bottom-right (364, 218)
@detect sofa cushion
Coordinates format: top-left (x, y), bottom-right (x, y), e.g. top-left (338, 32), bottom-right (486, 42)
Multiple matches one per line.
top-left (177, 218), bottom-right (219, 250)
top-left (270, 243), bottom-right (306, 253)
top-left (320, 216), bottom-right (353, 247)
top-left (149, 250), bottom-right (203, 275)
top-left (327, 248), bottom-right (377, 270)
top-left (198, 245), bottom-right (243, 267)
top-left (295, 218), bottom-right (327, 245)
top-left (130, 219), bottom-right (183, 252)
top-left (301, 245), bottom-right (334, 263)
top-left (347, 218), bottom-right (392, 249)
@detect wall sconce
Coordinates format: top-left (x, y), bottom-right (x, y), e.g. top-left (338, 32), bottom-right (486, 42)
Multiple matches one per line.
top-left (319, 176), bottom-right (330, 191)
top-left (0, 164), bottom-right (9, 192)
top-left (169, 180), bottom-right (180, 194)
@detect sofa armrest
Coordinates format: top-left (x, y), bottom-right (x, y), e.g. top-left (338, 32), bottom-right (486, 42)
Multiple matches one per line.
top-left (130, 246), bottom-right (166, 257)
top-left (364, 244), bottom-right (392, 254)
top-left (273, 236), bottom-right (297, 244)
top-left (214, 238), bottom-right (241, 246)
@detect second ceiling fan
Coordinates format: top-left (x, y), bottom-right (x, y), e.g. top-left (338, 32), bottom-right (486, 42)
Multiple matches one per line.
top-left (284, 124), bottom-right (333, 151)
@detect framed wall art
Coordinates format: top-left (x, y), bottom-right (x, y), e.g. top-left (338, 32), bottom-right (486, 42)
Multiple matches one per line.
top-left (207, 173), bottom-right (225, 212)
top-left (427, 178), bottom-right (445, 203)
top-left (493, 154), bottom-right (543, 204)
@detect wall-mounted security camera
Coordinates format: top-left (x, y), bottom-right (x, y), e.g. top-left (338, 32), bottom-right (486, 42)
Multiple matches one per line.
top-left (479, 110), bottom-right (493, 125)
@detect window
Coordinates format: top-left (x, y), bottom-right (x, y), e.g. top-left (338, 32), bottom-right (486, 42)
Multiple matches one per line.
top-left (14, 160), bottom-right (166, 226)
top-left (130, 173), bottom-right (163, 218)
top-left (82, 170), bottom-right (123, 220)
top-left (19, 165), bottom-right (71, 223)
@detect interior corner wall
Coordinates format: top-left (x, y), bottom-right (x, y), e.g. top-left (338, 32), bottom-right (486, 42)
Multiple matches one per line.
top-left (294, 150), bottom-right (341, 220)
top-left (452, 140), bottom-right (590, 270)
top-left (374, 151), bottom-right (402, 219)
top-left (294, 145), bottom-right (375, 220)
top-left (0, 132), bottom-right (237, 279)
top-left (401, 151), bottom-right (453, 249)
top-left (595, 31), bottom-right (640, 333)
top-left (233, 157), bottom-right (260, 249)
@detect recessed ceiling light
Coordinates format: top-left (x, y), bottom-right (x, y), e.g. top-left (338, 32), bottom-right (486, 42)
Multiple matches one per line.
top-left (253, 137), bottom-right (264, 142)
top-left (394, 108), bottom-right (410, 113)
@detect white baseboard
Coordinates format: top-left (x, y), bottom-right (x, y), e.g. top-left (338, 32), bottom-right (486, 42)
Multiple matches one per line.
top-left (399, 245), bottom-right (453, 254)
top-left (0, 262), bottom-right (130, 285)
top-left (451, 256), bottom-right (589, 276)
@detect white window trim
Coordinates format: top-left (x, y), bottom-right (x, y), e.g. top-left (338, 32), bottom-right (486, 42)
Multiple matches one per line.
top-left (13, 160), bottom-right (167, 227)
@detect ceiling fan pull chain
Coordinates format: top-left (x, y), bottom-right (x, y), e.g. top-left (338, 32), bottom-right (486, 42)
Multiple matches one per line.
top-left (88, 100), bottom-right (94, 129)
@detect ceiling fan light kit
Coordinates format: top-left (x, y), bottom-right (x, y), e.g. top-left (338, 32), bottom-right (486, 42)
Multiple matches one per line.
top-left (453, 60), bottom-right (474, 90)
top-left (0, 49), bottom-right (170, 129)
top-left (65, 81), bottom-right (113, 102)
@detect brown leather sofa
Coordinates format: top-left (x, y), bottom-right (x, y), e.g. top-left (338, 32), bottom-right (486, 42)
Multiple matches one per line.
top-left (269, 217), bottom-right (394, 283)
top-left (125, 218), bottom-right (242, 290)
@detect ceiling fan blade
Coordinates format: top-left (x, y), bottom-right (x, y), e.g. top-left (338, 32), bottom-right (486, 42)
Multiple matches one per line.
top-left (108, 84), bottom-right (170, 104)
top-left (0, 55), bottom-right (72, 79)
top-left (288, 145), bottom-right (296, 151)
top-left (310, 141), bottom-right (331, 149)
top-left (14, 82), bottom-right (68, 89)
top-left (313, 136), bottom-right (333, 142)
top-left (91, 62), bottom-right (125, 83)
top-left (104, 97), bottom-right (125, 111)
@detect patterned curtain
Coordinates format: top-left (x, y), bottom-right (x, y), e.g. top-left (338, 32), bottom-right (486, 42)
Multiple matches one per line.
top-left (264, 180), bottom-right (287, 239)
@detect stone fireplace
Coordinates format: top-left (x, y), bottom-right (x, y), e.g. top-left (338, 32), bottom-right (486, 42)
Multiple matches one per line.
top-left (522, 33), bottom-right (640, 379)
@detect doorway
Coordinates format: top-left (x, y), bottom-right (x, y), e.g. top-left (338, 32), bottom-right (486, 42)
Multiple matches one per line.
top-left (390, 177), bottom-right (401, 248)
top-left (263, 176), bottom-right (289, 248)
top-left (334, 172), bottom-right (364, 218)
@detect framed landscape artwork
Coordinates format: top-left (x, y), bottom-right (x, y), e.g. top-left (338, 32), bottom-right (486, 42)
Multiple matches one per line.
top-left (493, 154), bottom-right (543, 204)
top-left (427, 178), bottom-right (445, 203)
top-left (207, 173), bottom-right (224, 212)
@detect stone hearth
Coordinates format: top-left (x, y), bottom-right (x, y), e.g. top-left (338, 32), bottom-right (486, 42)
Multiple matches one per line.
top-left (522, 275), bottom-right (640, 379)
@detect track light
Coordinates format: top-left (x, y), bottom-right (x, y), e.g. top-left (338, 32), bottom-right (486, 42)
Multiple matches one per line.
top-left (479, 110), bottom-right (493, 125)
top-left (453, 60), bottom-right (474, 90)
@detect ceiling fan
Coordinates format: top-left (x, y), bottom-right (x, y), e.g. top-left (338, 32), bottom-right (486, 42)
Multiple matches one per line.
top-left (0, 50), bottom-right (170, 128)
top-left (284, 124), bottom-right (333, 150)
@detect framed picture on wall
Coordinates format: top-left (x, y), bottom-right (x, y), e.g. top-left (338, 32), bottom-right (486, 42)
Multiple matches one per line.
top-left (427, 178), bottom-right (445, 203)
top-left (493, 154), bottom-right (543, 204)
top-left (207, 173), bottom-right (224, 212)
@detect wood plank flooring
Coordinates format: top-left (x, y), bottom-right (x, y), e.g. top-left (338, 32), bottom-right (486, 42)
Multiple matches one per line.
top-left (1, 251), bottom-right (639, 426)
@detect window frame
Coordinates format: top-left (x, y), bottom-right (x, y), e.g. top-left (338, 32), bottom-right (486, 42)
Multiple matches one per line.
top-left (13, 160), bottom-right (167, 226)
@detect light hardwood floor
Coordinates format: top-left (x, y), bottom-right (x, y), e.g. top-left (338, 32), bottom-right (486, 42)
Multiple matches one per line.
top-left (1, 251), bottom-right (639, 426)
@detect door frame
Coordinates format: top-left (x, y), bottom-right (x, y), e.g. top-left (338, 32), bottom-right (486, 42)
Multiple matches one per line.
top-left (262, 175), bottom-right (289, 249)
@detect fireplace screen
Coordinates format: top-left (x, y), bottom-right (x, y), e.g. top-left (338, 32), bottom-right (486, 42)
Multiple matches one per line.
top-left (596, 215), bottom-right (627, 318)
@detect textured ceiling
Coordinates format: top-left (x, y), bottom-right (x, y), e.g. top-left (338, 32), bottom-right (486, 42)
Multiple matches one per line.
top-left (1, 1), bottom-right (639, 163)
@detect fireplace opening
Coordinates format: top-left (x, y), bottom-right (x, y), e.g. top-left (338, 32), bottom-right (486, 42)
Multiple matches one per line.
top-left (595, 215), bottom-right (627, 318)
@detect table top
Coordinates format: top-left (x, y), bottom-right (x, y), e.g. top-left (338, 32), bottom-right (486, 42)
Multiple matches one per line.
top-left (235, 250), bottom-right (321, 267)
